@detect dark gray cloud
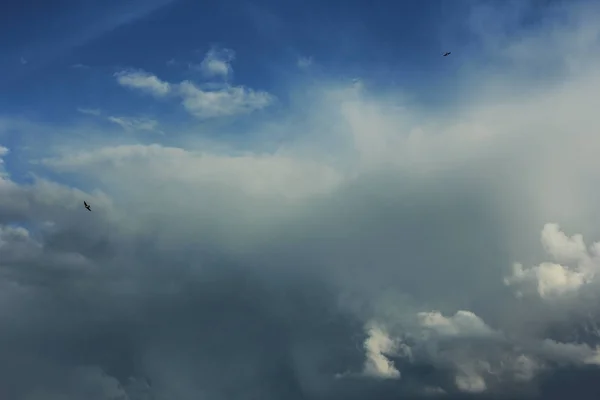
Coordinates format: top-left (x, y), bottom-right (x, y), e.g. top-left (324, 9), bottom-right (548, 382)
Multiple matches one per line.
top-left (2, 166), bottom-right (600, 400)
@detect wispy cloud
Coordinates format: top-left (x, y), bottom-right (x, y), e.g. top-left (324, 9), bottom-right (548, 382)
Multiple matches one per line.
top-left (76, 107), bottom-right (161, 134)
top-left (178, 81), bottom-right (274, 118)
top-left (76, 107), bottom-right (102, 116)
top-left (77, 107), bottom-right (160, 133)
top-left (114, 69), bottom-right (172, 97)
top-left (0, 145), bottom-right (8, 177)
top-left (70, 63), bottom-right (90, 69)
top-left (297, 56), bottom-right (313, 69)
top-left (107, 116), bottom-right (161, 133)
top-left (196, 47), bottom-right (235, 79)
top-left (114, 58), bottom-right (274, 119)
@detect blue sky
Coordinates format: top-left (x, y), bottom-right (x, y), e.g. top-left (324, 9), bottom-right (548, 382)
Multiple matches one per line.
top-left (0, 0), bottom-right (584, 182)
top-left (2, 1), bottom-right (600, 398)
top-left (0, 0), bottom-right (557, 120)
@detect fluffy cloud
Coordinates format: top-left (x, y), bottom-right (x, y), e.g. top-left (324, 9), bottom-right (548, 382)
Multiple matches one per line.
top-left (114, 67), bottom-right (274, 119)
top-left (178, 80), bottom-right (274, 118)
top-left (2, 2), bottom-right (600, 399)
top-left (506, 224), bottom-right (598, 299)
top-left (114, 69), bottom-right (172, 97)
top-left (197, 47), bottom-right (235, 79)
top-left (362, 326), bottom-right (402, 379)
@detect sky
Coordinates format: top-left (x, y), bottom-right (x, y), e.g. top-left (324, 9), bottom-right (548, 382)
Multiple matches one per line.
top-left (1, 0), bottom-right (600, 399)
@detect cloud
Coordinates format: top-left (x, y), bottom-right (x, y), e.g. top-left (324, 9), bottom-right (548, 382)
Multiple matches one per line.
top-left (505, 223), bottom-right (600, 301)
top-left (77, 107), bottom-right (102, 116)
top-left (114, 69), bottom-right (172, 97)
top-left (41, 143), bottom-right (343, 201)
top-left (2, 2), bottom-right (600, 399)
top-left (76, 108), bottom-right (160, 133)
top-left (178, 80), bottom-right (274, 118)
top-left (361, 323), bottom-right (402, 379)
top-left (197, 47), bottom-right (235, 79)
top-left (297, 56), bottom-right (313, 69)
top-left (115, 49), bottom-right (273, 119)
top-left (107, 116), bottom-right (161, 133)
top-left (114, 66), bottom-right (274, 119)
top-left (0, 145), bottom-right (9, 177)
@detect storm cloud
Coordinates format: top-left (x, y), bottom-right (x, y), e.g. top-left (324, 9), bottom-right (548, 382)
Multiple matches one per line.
top-left (2, 1), bottom-right (600, 399)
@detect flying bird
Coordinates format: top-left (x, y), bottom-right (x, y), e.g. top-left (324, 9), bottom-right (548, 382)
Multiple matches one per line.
top-left (84, 201), bottom-right (91, 211)
top-left (443, 52), bottom-right (451, 57)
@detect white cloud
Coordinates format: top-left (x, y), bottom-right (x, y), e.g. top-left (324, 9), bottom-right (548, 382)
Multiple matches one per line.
top-left (538, 339), bottom-right (600, 366)
top-left (297, 56), bottom-right (313, 69)
top-left (197, 47), bottom-right (235, 79)
top-left (505, 224), bottom-right (600, 300)
top-left (41, 143), bottom-right (342, 201)
top-left (541, 223), bottom-right (590, 264)
top-left (417, 310), bottom-right (497, 339)
top-left (362, 323), bottom-right (402, 379)
top-left (0, 145), bottom-right (9, 178)
top-left (77, 108), bottom-right (161, 133)
top-left (114, 69), bottom-right (172, 97)
top-left (0, 224), bottom-right (33, 252)
top-left (107, 116), bottom-right (161, 133)
top-left (359, 306), bottom-right (600, 394)
top-left (77, 107), bottom-right (102, 116)
top-left (178, 80), bottom-right (274, 118)
top-left (114, 64), bottom-right (274, 119)
top-left (507, 262), bottom-right (588, 300)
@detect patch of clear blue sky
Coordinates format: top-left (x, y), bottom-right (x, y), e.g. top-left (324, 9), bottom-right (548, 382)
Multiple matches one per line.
top-left (0, 0), bottom-right (586, 150)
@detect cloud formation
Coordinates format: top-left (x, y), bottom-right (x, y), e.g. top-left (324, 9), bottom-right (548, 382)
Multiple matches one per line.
top-left (114, 64), bottom-right (274, 119)
top-left (115, 69), bottom-right (172, 97)
top-left (297, 56), bottom-right (313, 69)
top-left (107, 116), bottom-right (161, 133)
top-left (0, 145), bottom-right (8, 177)
top-left (77, 107), bottom-right (102, 116)
top-left (197, 47), bottom-right (235, 79)
top-left (505, 223), bottom-right (600, 300)
top-left (2, 2), bottom-right (600, 399)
